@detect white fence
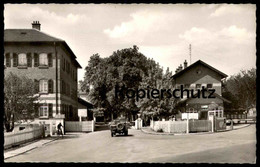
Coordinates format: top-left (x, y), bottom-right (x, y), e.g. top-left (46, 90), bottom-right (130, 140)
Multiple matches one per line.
top-left (150, 119), bottom-right (212, 133)
top-left (65, 121), bottom-right (95, 132)
top-left (150, 120), bottom-right (187, 133)
top-left (4, 125), bottom-right (45, 149)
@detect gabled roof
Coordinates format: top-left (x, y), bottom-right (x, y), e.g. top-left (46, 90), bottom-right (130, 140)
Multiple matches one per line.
top-left (171, 60), bottom-right (228, 80)
top-left (4, 29), bottom-right (82, 68)
top-left (78, 97), bottom-right (93, 109)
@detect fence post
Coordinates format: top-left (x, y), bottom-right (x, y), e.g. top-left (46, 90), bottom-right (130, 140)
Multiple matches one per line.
top-left (91, 120), bottom-right (94, 132)
top-left (230, 119), bottom-right (233, 130)
top-left (186, 113), bottom-right (189, 134)
top-left (168, 121), bottom-right (171, 133)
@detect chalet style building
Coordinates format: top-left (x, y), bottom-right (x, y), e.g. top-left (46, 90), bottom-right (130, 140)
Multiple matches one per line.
top-left (4, 21), bottom-right (82, 134)
top-left (171, 60), bottom-right (230, 120)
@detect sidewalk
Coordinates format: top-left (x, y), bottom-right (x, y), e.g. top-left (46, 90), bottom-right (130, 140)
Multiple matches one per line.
top-left (141, 124), bottom-right (251, 136)
top-left (4, 136), bottom-right (60, 160)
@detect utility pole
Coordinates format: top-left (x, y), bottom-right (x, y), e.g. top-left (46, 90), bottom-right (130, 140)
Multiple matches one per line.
top-left (189, 44), bottom-right (192, 64)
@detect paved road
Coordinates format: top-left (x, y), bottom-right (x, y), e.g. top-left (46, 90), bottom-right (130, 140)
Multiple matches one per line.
top-left (5, 125), bottom-right (256, 163)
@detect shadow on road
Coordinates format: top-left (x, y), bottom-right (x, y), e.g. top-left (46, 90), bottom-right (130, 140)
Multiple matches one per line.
top-left (56, 133), bottom-right (86, 140)
top-left (114, 134), bottom-right (134, 137)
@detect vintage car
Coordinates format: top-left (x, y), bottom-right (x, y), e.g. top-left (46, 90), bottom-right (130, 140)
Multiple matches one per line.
top-left (109, 117), bottom-right (129, 137)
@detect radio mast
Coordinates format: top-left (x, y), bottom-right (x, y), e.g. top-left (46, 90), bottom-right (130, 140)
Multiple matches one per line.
top-left (189, 44), bottom-right (192, 64)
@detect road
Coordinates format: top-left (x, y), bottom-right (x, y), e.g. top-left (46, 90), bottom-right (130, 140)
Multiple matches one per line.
top-left (5, 125), bottom-right (256, 163)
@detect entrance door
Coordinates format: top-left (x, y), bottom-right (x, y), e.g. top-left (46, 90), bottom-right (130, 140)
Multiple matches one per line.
top-left (199, 111), bottom-right (208, 120)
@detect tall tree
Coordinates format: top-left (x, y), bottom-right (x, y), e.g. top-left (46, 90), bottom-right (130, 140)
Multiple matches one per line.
top-left (223, 68), bottom-right (256, 112)
top-left (81, 45), bottom-right (177, 121)
top-left (4, 73), bottom-right (39, 132)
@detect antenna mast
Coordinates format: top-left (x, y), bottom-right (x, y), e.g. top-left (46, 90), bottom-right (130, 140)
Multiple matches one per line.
top-left (189, 44), bottom-right (191, 64)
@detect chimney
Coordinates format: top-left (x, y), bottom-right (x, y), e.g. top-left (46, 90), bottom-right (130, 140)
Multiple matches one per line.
top-left (32, 21), bottom-right (41, 31)
top-left (184, 60), bottom-right (188, 69)
top-left (179, 64), bottom-right (183, 71)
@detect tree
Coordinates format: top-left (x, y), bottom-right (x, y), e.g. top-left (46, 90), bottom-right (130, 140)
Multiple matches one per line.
top-left (4, 73), bottom-right (39, 132)
top-left (223, 68), bottom-right (256, 113)
top-left (81, 45), bottom-right (178, 122)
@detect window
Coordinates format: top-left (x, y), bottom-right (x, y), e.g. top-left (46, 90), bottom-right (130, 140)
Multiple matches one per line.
top-left (5, 53), bottom-right (10, 67)
top-left (62, 80), bottom-right (66, 94)
top-left (13, 53), bottom-right (18, 67)
top-left (184, 84), bottom-right (190, 89)
top-left (196, 84), bottom-right (201, 89)
top-left (74, 71), bottom-right (77, 81)
top-left (39, 80), bottom-right (48, 93)
top-left (63, 57), bottom-right (65, 71)
top-left (39, 105), bottom-right (48, 117)
top-left (27, 53), bottom-right (32, 67)
top-left (66, 61), bottom-right (71, 73)
top-left (18, 53), bottom-right (27, 66)
top-left (34, 53), bottom-right (39, 67)
top-left (67, 84), bottom-right (70, 96)
top-left (207, 84), bottom-right (213, 89)
top-left (34, 79), bottom-right (39, 93)
top-left (39, 53), bottom-right (48, 66)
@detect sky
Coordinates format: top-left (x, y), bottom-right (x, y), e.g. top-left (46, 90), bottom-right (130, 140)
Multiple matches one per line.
top-left (4, 4), bottom-right (256, 81)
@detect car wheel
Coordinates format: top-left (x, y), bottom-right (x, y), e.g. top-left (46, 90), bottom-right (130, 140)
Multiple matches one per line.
top-left (111, 132), bottom-right (114, 137)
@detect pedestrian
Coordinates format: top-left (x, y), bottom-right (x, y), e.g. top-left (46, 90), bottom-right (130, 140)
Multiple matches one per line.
top-left (57, 122), bottom-right (63, 137)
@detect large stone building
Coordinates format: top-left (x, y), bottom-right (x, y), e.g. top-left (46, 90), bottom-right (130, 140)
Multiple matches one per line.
top-left (171, 60), bottom-right (230, 120)
top-left (4, 21), bottom-right (82, 134)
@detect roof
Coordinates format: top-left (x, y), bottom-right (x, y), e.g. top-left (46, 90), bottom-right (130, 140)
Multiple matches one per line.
top-left (4, 29), bottom-right (82, 68)
top-left (4, 29), bottom-right (63, 42)
top-left (78, 97), bottom-right (93, 108)
top-left (171, 60), bottom-right (228, 80)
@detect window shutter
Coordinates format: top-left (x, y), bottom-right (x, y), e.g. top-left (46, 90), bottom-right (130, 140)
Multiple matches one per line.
top-left (63, 81), bottom-right (66, 94)
top-left (27, 53), bottom-right (32, 67)
top-left (48, 53), bottom-right (53, 67)
top-left (13, 53), bottom-right (18, 67)
top-left (34, 104), bottom-right (39, 117)
top-left (5, 53), bottom-right (10, 67)
top-left (48, 79), bottom-right (53, 93)
top-left (48, 103), bottom-right (53, 118)
top-left (34, 79), bottom-right (39, 93)
top-left (34, 53), bottom-right (39, 67)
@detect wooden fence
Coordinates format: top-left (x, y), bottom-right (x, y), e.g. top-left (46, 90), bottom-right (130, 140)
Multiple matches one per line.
top-left (4, 125), bottom-right (45, 149)
top-left (150, 120), bottom-right (212, 133)
top-left (189, 120), bottom-right (212, 132)
top-left (65, 121), bottom-right (95, 132)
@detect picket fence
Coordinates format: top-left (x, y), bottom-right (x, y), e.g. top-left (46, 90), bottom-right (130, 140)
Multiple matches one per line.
top-left (65, 121), bottom-right (95, 132)
top-left (150, 119), bottom-right (212, 133)
top-left (4, 125), bottom-right (45, 149)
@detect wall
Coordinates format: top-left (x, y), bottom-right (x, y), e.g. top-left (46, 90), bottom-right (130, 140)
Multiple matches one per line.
top-left (151, 120), bottom-right (187, 133)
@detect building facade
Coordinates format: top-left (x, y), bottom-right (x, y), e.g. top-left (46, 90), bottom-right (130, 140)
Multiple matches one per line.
top-left (171, 60), bottom-right (230, 120)
top-left (4, 21), bottom-right (82, 134)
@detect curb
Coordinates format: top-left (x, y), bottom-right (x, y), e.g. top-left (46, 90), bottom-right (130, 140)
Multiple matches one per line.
top-left (4, 146), bottom-right (38, 160)
top-left (4, 137), bottom-right (59, 160)
top-left (141, 124), bottom-right (251, 136)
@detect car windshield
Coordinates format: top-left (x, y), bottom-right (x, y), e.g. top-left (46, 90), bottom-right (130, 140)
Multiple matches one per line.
top-left (113, 118), bottom-right (126, 124)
